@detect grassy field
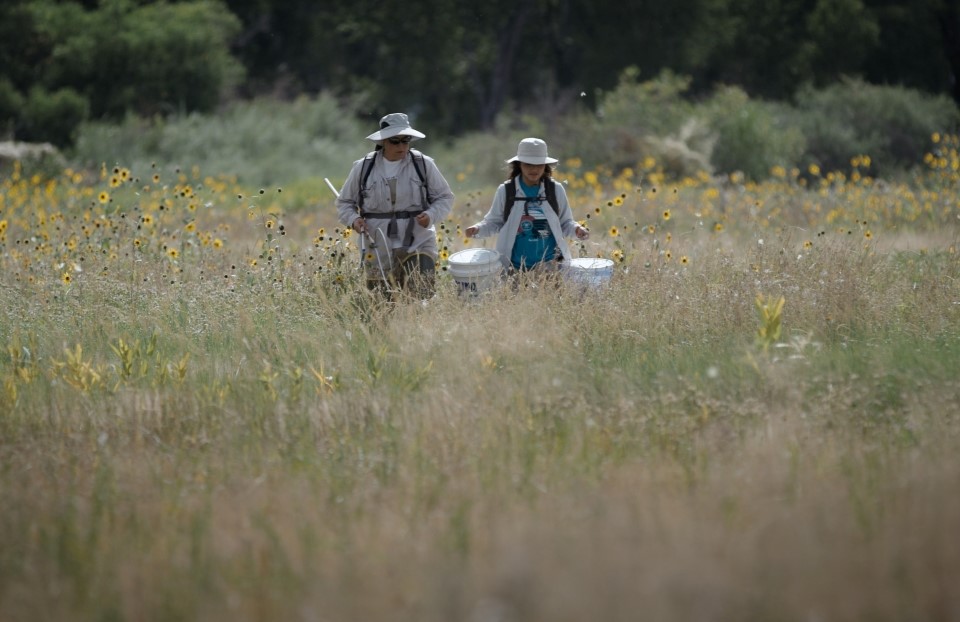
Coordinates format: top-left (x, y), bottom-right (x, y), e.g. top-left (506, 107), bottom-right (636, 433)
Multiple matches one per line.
top-left (1, 135), bottom-right (959, 621)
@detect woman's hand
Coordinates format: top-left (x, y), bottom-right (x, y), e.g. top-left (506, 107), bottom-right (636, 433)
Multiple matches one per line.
top-left (465, 226), bottom-right (479, 238)
top-left (575, 224), bottom-right (590, 240)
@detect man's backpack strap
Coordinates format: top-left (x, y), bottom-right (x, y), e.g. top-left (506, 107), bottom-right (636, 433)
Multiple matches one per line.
top-left (357, 151), bottom-right (378, 211)
top-left (502, 177), bottom-right (559, 223)
top-left (410, 149), bottom-right (432, 206)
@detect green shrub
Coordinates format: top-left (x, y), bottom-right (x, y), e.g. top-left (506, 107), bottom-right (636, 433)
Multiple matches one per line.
top-left (560, 69), bottom-right (804, 180)
top-left (702, 86), bottom-right (806, 181)
top-left (72, 95), bottom-right (369, 188)
top-left (19, 86), bottom-right (89, 146)
top-left (30, 0), bottom-right (243, 121)
top-left (560, 68), bottom-right (699, 173)
top-left (66, 76), bottom-right (960, 192)
top-left (792, 77), bottom-right (960, 176)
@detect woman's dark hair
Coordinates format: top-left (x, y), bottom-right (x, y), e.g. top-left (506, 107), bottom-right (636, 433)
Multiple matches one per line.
top-left (508, 161), bottom-right (554, 179)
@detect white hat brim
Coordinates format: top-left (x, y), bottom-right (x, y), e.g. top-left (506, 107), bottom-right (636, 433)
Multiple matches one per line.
top-left (366, 127), bottom-right (426, 141)
top-left (507, 155), bottom-right (558, 165)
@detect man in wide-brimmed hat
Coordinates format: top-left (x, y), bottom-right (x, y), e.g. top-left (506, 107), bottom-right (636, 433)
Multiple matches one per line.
top-left (336, 113), bottom-right (455, 299)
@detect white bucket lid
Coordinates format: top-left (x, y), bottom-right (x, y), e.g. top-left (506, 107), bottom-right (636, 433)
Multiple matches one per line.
top-left (569, 257), bottom-right (614, 270)
top-left (449, 248), bottom-right (500, 266)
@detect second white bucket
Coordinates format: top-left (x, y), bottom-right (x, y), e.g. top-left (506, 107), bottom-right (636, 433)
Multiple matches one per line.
top-left (448, 248), bottom-right (503, 294)
top-left (565, 257), bottom-right (615, 288)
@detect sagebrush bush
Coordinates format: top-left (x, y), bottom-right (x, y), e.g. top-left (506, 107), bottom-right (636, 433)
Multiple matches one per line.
top-left (71, 95), bottom-right (370, 187)
top-left (792, 77), bottom-right (960, 176)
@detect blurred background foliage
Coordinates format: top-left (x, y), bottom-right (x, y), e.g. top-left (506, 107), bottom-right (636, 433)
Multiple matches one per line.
top-left (2, 0), bottom-right (960, 186)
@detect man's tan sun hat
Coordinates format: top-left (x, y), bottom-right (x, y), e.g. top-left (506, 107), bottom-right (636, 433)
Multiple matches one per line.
top-left (506, 137), bottom-right (558, 165)
top-left (366, 112), bottom-right (426, 141)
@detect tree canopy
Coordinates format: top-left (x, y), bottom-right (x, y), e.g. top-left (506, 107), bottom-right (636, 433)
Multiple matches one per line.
top-left (1, 0), bottom-right (958, 147)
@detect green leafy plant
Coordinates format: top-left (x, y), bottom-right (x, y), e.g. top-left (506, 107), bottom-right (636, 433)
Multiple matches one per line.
top-left (755, 293), bottom-right (785, 352)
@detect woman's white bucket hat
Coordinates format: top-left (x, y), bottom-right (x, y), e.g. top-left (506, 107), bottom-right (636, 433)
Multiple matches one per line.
top-left (366, 112), bottom-right (426, 141)
top-left (506, 137), bottom-right (558, 165)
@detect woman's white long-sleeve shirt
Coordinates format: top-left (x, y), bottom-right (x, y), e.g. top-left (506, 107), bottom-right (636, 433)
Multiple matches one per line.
top-left (336, 149), bottom-right (454, 257)
top-left (471, 176), bottom-right (579, 268)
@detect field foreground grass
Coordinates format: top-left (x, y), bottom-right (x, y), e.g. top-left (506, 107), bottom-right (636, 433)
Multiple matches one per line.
top-left (1, 153), bottom-right (960, 620)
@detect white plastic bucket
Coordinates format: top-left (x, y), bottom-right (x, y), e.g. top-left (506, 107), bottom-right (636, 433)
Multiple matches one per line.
top-left (448, 248), bottom-right (502, 294)
top-left (565, 257), bottom-right (614, 288)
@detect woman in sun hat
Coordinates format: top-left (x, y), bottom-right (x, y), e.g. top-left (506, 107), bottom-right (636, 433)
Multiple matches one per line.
top-left (336, 112), bottom-right (454, 299)
top-left (465, 137), bottom-right (588, 272)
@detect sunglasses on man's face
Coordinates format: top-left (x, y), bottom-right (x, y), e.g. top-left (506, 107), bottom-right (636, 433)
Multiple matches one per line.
top-left (387, 136), bottom-right (413, 145)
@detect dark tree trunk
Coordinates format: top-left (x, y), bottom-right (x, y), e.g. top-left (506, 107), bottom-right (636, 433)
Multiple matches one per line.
top-left (472, 2), bottom-right (534, 129)
top-left (938, 1), bottom-right (960, 106)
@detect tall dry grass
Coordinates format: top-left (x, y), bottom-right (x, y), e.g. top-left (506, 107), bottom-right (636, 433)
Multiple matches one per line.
top-left (1, 148), bottom-right (960, 620)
